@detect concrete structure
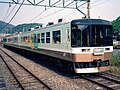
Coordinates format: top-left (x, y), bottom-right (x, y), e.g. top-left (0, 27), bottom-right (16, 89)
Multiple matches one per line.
top-left (0, 34), bottom-right (10, 42)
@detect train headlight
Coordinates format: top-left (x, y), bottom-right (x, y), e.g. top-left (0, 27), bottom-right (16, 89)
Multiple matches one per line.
top-left (81, 49), bottom-right (90, 52)
top-left (105, 48), bottom-right (110, 51)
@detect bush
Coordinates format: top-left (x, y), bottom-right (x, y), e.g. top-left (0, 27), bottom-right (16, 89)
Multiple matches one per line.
top-left (110, 54), bottom-right (120, 67)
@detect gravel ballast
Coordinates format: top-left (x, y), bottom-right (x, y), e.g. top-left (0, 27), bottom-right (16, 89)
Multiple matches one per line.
top-left (0, 47), bottom-right (104, 90)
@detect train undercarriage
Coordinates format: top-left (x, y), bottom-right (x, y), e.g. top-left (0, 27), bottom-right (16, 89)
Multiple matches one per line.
top-left (3, 44), bottom-right (111, 74)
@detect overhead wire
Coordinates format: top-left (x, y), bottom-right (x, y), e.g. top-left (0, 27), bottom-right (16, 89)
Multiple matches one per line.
top-left (1, 0), bottom-right (111, 26)
top-left (3, 0), bottom-right (25, 29)
top-left (4, 0), bottom-right (21, 22)
top-left (28, 8), bottom-right (47, 22)
top-left (91, 0), bottom-right (101, 5)
top-left (35, 8), bottom-right (65, 21)
top-left (28, 0), bottom-right (76, 22)
top-left (7, 0), bottom-right (25, 25)
top-left (35, 0), bottom-right (112, 22)
top-left (3, 2), bottom-right (11, 21)
top-left (65, 1), bottom-right (87, 19)
top-left (33, 0), bottom-right (82, 22)
top-left (91, 0), bottom-right (110, 8)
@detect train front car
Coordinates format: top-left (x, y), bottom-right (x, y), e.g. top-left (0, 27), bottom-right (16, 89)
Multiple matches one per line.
top-left (71, 19), bottom-right (113, 73)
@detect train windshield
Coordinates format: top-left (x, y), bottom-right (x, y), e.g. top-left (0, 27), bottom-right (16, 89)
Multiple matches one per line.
top-left (71, 24), bottom-right (113, 47)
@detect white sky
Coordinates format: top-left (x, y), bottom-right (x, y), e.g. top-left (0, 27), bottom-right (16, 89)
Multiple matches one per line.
top-left (0, 0), bottom-right (120, 26)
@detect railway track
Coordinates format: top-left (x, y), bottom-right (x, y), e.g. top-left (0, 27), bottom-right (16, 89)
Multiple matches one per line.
top-left (0, 47), bottom-right (120, 90)
top-left (0, 48), bottom-right (52, 90)
top-left (81, 73), bottom-right (120, 90)
top-left (104, 72), bottom-right (120, 78)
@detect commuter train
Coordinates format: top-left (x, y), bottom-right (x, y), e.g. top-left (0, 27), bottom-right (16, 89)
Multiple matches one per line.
top-left (3, 19), bottom-right (113, 73)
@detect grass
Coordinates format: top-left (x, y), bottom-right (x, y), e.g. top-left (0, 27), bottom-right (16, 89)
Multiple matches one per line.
top-left (109, 53), bottom-right (120, 73)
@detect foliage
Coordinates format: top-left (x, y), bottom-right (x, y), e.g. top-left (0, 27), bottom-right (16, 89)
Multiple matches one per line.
top-left (110, 53), bottom-right (120, 67)
top-left (109, 53), bottom-right (120, 72)
top-left (110, 66), bottom-right (120, 73)
top-left (112, 16), bottom-right (120, 33)
top-left (0, 21), bottom-right (14, 34)
top-left (0, 21), bottom-right (42, 34)
top-left (12, 23), bottom-right (42, 33)
top-left (111, 54), bottom-right (120, 67)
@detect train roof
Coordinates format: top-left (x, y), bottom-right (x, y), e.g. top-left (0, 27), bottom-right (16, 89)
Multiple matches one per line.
top-left (17, 19), bottom-right (112, 35)
top-left (71, 19), bottom-right (112, 25)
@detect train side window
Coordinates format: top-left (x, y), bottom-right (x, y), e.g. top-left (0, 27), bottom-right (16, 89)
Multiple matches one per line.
top-left (14, 37), bottom-right (18, 43)
top-left (24, 36), bottom-right (27, 42)
top-left (71, 25), bottom-right (90, 47)
top-left (37, 33), bottom-right (40, 43)
top-left (3, 38), bottom-right (6, 43)
top-left (46, 32), bottom-right (50, 43)
top-left (23, 36), bottom-right (25, 42)
top-left (8, 38), bottom-right (12, 42)
top-left (22, 37), bottom-right (24, 42)
top-left (20, 37), bottom-right (22, 42)
top-left (23, 36), bottom-right (27, 42)
top-left (41, 33), bottom-right (45, 43)
top-left (52, 30), bottom-right (61, 44)
top-left (67, 29), bottom-right (70, 42)
top-left (28, 36), bottom-right (30, 42)
top-left (33, 34), bottom-right (37, 43)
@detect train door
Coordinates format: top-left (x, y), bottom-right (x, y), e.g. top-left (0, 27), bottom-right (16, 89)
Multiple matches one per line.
top-left (30, 33), bottom-right (38, 49)
top-left (33, 33), bottom-right (38, 49)
top-left (66, 28), bottom-right (70, 49)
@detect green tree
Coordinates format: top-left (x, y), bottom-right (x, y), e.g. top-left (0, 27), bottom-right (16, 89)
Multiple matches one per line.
top-left (112, 16), bottom-right (120, 33)
top-left (12, 23), bottom-right (42, 33)
top-left (0, 21), bottom-right (14, 34)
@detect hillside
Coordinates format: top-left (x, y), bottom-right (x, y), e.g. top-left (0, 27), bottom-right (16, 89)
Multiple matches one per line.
top-left (12, 23), bottom-right (43, 33)
top-left (0, 21), bottom-right (14, 33)
top-left (0, 21), bottom-right (42, 34)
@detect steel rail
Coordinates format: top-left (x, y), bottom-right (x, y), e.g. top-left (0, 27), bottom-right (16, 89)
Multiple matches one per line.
top-left (0, 54), bottom-right (24, 90)
top-left (82, 76), bottom-right (117, 90)
top-left (0, 48), bottom-right (53, 90)
top-left (96, 74), bottom-right (120, 84)
top-left (104, 72), bottom-right (120, 78)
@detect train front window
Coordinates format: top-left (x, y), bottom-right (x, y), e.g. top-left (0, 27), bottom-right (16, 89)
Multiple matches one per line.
top-left (91, 25), bottom-right (113, 46)
top-left (71, 24), bottom-right (113, 47)
top-left (71, 25), bottom-right (90, 47)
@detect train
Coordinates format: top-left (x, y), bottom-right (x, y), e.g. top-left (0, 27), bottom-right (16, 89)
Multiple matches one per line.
top-left (2, 18), bottom-right (113, 73)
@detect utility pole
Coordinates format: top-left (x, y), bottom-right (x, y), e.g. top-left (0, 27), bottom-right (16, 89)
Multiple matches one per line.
top-left (87, 0), bottom-right (90, 18)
